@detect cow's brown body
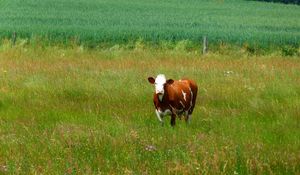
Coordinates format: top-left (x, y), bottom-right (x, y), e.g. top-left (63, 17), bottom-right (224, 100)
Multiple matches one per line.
top-left (148, 76), bottom-right (198, 126)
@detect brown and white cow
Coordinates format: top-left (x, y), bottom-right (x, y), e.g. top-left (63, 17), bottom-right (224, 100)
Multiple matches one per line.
top-left (148, 74), bottom-right (198, 126)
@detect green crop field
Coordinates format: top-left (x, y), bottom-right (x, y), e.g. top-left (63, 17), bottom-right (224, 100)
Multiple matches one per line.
top-left (0, 0), bottom-right (300, 48)
top-left (0, 43), bottom-right (299, 174)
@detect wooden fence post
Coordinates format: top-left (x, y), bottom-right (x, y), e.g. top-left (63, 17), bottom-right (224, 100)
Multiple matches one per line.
top-left (202, 36), bottom-right (208, 54)
top-left (12, 32), bottom-right (17, 46)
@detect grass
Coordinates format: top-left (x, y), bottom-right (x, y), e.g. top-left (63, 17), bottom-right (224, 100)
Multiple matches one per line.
top-left (0, 0), bottom-right (300, 48)
top-left (0, 43), bottom-right (299, 174)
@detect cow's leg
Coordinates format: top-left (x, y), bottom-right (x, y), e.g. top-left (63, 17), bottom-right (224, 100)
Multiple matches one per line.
top-left (170, 114), bottom-right (176, 126)
top-left (186, 85), bottom-right (197, 124)
top-left (155, 109), bottom-right (164, 125)
top-left (186, 114), bottom-right (192, 124)
top-left (184, 111), bottom-right (191, 124)
top-left (186, 100), bottom-right (197, 124)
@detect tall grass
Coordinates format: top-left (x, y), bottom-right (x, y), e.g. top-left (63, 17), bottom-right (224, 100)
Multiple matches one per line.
top-left (0, 43), bottom-right (299, 174)
top-left (0, 0), bottom-right (299, 48)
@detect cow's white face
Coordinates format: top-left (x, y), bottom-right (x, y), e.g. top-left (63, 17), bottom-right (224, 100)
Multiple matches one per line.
top-left (154, 74), bottom-right (166, 95)
top-left (148, 74), bottom-right (174, 102)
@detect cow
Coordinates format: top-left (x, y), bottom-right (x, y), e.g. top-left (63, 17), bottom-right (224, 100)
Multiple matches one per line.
top-left (148, 74), bottom-right (198, 126)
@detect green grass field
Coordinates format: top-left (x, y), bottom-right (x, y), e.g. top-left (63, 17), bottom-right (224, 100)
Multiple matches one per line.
top-left (0, 43), bottom-right (299, 174)
top-left (0, 0), bottom-right (300, 48)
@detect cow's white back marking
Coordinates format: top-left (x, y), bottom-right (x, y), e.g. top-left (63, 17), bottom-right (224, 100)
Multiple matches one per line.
top-left (182, 90), bottom-right (187, 101)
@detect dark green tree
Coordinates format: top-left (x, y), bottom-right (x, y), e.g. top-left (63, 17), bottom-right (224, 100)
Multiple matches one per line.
top-left (253, 0), bottom-right (300, 5)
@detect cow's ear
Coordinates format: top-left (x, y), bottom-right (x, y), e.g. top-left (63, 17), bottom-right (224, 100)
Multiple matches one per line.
top-left (148, 77), bottom-right (155, 84)
top-left (166, 79), bottom-right (174, 84)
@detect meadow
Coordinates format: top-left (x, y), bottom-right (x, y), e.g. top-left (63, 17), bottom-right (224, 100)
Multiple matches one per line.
top-left (0, 0), bottom-right (300, 48)
top-left (0, 42), bottom-right (299, 174)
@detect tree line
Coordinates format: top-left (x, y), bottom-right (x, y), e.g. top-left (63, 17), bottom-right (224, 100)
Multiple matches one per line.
top-left (254, 0), bottom-right (300, 5)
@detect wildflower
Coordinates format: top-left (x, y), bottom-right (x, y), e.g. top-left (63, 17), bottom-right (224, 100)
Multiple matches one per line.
top-left (224, 70), bottom-right (234, 76)
top-left (145, 145), bottom-right (157, 152)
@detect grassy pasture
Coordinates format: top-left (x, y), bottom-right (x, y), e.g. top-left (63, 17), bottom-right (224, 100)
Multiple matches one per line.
top-left (0, 0), bottom-right (300, 48)
top-left (0, 43), bottom-right (299, 174)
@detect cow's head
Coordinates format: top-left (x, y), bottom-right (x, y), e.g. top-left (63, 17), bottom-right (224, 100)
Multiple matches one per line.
top-left (148, 74), bottom-right (174, 101)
